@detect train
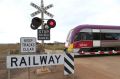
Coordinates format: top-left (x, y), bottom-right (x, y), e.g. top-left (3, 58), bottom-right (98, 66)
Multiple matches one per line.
top-left (65, 24), bottom-right (120, 55)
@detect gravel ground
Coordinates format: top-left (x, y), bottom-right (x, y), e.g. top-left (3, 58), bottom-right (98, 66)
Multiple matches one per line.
top-left (0, 55), bottom-right (120, 79)
top-left (75, 56), bottom-right (120, 79)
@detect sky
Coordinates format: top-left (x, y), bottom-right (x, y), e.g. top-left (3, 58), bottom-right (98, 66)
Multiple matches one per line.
top-left (0, 0), bottom-right (120, 43)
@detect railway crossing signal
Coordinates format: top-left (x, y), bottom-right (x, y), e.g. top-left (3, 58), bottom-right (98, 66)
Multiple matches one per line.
top-left (30, 0), bottom-right (56, 41)
top-left (30, 1), bottom-right (56, 30)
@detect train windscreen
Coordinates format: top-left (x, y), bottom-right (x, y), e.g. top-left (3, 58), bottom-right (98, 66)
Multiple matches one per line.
top-left (74, 32), bottom-right (93, 41)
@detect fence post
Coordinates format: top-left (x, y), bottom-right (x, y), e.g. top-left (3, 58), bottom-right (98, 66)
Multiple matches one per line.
top-left (28, 68), bottom-right (30, 79)
top-left (8, 51), bottom-right (10, 79)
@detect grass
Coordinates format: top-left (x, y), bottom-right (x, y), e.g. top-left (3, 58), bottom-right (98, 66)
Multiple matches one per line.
top-left (45, 43), bottom-right (65, 50)
top-left (0, 43), bottom-right (65, 55)
top-left (0, 44), bottom-right (20, 55)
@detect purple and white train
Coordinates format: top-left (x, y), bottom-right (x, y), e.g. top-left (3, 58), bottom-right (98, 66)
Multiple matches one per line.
top-left (65, 24), bottom-right (120, 55)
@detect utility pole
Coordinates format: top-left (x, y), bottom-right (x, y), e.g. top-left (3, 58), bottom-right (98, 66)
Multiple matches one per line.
top-left (41, 0), bottom-right (44, 48)
top-left (41, 0), bottom-right (44, 43)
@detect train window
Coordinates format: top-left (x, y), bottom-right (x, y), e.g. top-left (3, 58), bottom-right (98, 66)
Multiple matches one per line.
top-left (93, 33), bottom-right (100, 40)
top-left (116, 33), bottom-right (120, 40)
top-left (74, 32), bottom-right (92, 41)
top-left (74, 33), bottom-right (81, 41)
top-left (101, 33), bottom-right (120, 40)
top-left (74, 32), bottom-right (120, 41)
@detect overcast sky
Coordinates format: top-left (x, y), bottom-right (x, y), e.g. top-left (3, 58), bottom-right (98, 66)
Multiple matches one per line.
top-left (0, 0), bottom-right (120, 43)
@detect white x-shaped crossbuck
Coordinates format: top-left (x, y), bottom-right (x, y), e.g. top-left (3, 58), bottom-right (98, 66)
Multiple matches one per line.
top-left (30, 2), bottom-right (54, 18)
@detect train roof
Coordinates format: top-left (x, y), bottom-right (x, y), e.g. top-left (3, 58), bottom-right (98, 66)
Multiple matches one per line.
top-left (73, 24), bottom-right (120, 31)
top-left (70, 24), bottom-right (120, 43)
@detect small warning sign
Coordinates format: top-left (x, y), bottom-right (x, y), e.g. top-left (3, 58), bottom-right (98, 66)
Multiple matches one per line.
top-left (37, 29), bottom-right (50, 40)
top-left (20, 37), bottom-right (36, 53)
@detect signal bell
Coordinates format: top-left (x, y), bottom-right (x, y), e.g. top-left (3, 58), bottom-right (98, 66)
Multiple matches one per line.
top-left (30, 17), bottom-right (42, 30)
top-left (47, 19), bottom-right (56, 29)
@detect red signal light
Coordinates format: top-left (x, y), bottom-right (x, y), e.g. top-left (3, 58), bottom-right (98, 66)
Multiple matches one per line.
top-left (47, 19), bottom-right (56, 28)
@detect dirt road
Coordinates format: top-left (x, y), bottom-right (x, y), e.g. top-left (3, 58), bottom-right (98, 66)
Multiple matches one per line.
top-left (1, 55), bottom-right (120, 79)
top-left (75, 55), bottom-right (120, 79)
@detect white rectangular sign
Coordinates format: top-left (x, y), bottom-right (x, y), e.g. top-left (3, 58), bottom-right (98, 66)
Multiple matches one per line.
top-left (7, 54), bottom-right (64, 69)
top-left (20, 37), bottom-right (36, 53)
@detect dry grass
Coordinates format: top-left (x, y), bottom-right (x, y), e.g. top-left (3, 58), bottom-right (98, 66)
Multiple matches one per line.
top-left (0, 44), bottom-right (20, 55)
top-left (45, 43), bottom-right (65, 50)
top-left (0, 43), bottom-right (65, 55)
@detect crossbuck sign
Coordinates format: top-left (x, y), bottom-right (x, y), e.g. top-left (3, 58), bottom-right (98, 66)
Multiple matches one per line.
top-left (30, 2), bottom-right (54, 18)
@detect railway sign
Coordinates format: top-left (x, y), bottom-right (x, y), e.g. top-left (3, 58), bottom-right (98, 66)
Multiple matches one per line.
top-left (20, 37), bottom-right (36, 53)
top-left (7, 54), bottom-right (64, 69)
top-left (37, 29), bottom-right (50, 40)
top-left (30, 2), bottom-right (54, 18)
